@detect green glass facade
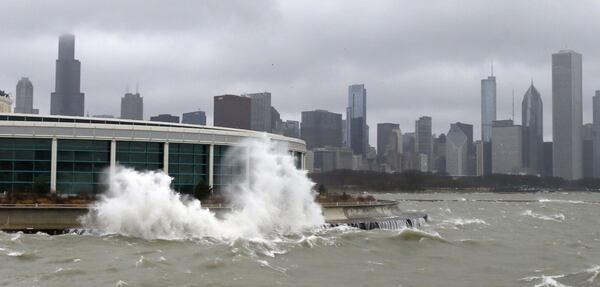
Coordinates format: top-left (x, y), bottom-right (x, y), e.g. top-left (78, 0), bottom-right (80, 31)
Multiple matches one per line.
top-left (0, 134), bottom-right (303, 195)
top-left (168, 143), bottom-right (209, 194)
top-left (56, 139), bottom-right (110, 195)
top-left (213, 145), bottom-right (245, 191)
top-left (294, 151), bottom-right (302, 169)
top-left (0, 138), bottom-right (52, 194)
top-left (116, 141), bottom-right (163, 171)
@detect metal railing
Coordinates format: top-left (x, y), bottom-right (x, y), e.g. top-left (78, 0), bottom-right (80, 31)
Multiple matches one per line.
top-left (0, 204), bottom-right (89, 208)
top-left (319, 200), bottom-right (397, 207)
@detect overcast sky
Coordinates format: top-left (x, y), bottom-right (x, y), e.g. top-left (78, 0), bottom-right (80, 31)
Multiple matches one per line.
top-left (1, 0), bottom-right (600, 146)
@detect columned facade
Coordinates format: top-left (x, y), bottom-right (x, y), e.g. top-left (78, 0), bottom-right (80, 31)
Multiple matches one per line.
top-left (0, 114), bottom-right (306, 196)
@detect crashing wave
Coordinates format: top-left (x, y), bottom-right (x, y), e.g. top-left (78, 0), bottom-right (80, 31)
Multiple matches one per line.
top-left (81, 136), bottom-right (325, 241)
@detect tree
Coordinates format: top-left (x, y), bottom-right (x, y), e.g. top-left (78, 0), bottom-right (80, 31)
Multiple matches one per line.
top-left (193, 179), bottom-right (213, 201)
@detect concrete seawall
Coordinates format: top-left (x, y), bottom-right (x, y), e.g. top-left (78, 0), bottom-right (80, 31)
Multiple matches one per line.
top-left (320, 200), bottom-right (428, 229)
top-left (0, 201), bottom-right (427, 232)
top-left (0, 205), bottom-right (88, 233)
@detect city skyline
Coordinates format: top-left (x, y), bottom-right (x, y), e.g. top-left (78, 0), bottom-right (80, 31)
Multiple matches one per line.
top-left (2, 1), bottom-right (600, 147)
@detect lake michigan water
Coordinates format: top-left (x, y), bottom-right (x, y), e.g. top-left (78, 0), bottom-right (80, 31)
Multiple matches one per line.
top-left (1, 192), bottom-right (599, 287)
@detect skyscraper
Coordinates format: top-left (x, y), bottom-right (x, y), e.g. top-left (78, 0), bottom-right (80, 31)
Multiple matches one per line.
top-left (270, 106), bottom-right (283, 134)
top-left (593, 91), bottom-right (600, 177)
top-left (182, 110), bottom-right (206, 125)
top-left (346, 84), bottom-right (368, 155)
top-left (50, 34), bottom-right (85, 116)
top-left (213, 94), bottom-right (251, 130)
top-left (248, 92), bottom-right (272, 132)
top-left (377, 123), bottom-right (400, 162)
top-left (446, 123), bottom-right (470, 176)
top-left (282, 120), bottom-right (300, 139)
top-left (14, 77), bottom-right (38, 114)
top-left (381, 127), bottom-right (403, 172)
top-left (582, 123), bottom-right (593, 178)
top-left (481, 71), bottom-right (496, 175)
top-left (415, 116), bottom-right (433, 169)
top-left (120, 92), bottom-right (143, 120)
top-left (552, 50), bottom-right (583, 180)
top-left (492, 120), bottom-right (523, 174)
top-left (521, 82), bottom-right (543, 175)
top-left (481, 73), bottom-right (497, 142)
top-left (434, 134), bottom-right (447, 173)
top-left (301, 110), bottom-right (343, 150)
top-left (543, 142), bottom-right (554, 177)
top-left (475, 140), bottom-right (484, 176)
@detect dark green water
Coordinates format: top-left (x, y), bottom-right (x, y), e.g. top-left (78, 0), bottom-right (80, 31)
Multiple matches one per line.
top-left (1, 192), bottom-right (599, 287)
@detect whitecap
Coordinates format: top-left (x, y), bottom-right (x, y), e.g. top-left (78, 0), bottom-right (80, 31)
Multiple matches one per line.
top-left (442, 218), bottom-right (489, 226)
top-left (257, 259), bottom-right (287, 274)
top-left (538, 199), bottom-right (585, 204)
top-left (522, 210), bottom-right (565, 222)
top-left (533, 276), bottom-right (571, 287)
top-left (134, 256), bottom-right (144, 267)
top-left (586, 265), bottom-right (600, 283)
top-left (7, 251), bottom-right (24, 257)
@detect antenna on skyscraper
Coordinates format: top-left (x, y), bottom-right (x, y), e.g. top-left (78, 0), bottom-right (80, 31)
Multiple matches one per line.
top-left (135, 83), bottom-right (139, 94)
top-left (126, 83), bottom-right (130, 93)
top-left (491, 61), bottom-right (494, 76)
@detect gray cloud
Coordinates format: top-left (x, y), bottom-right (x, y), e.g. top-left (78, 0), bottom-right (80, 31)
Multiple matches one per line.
top-left (1, 0), bottom-right (600, 147)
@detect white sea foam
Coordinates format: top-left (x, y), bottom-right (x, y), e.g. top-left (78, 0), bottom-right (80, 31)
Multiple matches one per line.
top-left (257, 259), bottom-right (287, 273)
top-left (587, 265), bottom-right (600, 283)
top-left (539, 199), bottom-right (585, 204)
top-left (522, 265), bottom-right (600, 286)
top-left (443, 218), bottom-right (488, 226)
top-left (521, 210), bottom-right (565, 222)
top-left (533, 276), bottom-right (571, 287)
top-left (82, 136), bottom-right (325, 241)
top-left (7, 251), bottom-right (24, 257)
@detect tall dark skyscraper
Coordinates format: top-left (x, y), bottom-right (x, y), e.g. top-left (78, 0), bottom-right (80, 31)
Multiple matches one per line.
top-left (377, 123), bottom-right (400, 162)
top-left (301, 110), bottom-right (343, 150)
top-left (120, 92), bottom-right (143, 120)
top-left (14, 77), bottom-right (38, 114)
top-left (415, 116), bottom-right (432, 156)
top-left (213, 94), bottom-right (251, 130)
top-left (346, 84), bottom-right (368, 155)
top-left (521, 82), bottom-right (543, 175)
top-left (50, 34), bottom-right (85, 116)
top-left (248, 92), bottom-right (272, 132)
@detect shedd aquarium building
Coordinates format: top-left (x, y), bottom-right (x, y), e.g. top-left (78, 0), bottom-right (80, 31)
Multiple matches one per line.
top-left (0, 114), bottom-right (306, 195)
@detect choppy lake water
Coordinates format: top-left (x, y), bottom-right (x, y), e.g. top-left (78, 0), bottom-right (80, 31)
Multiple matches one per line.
top-left (1, 192), bottom-right (599, 287)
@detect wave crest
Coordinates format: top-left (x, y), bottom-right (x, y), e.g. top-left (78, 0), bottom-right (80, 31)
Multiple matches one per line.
top-left (81, 137), bottom-right (325, 241)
